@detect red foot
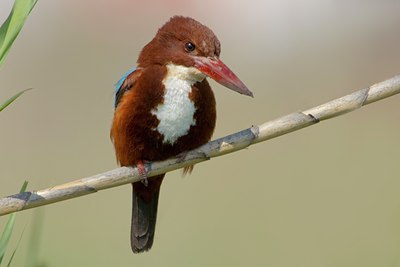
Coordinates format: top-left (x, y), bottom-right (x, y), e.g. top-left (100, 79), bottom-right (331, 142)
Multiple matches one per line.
top-left (136, 160), bottom-right (148, 187)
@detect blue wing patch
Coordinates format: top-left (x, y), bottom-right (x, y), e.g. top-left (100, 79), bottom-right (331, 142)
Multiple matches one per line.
top-left (114, 67), bottom-right (137, 109)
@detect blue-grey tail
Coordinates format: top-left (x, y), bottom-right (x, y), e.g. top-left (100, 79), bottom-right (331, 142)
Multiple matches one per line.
top-left (130, 175), bottom-right (164, 253)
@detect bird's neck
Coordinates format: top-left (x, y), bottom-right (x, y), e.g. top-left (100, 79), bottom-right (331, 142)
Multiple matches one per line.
top-left (163, 63), bottom-right (206, 83)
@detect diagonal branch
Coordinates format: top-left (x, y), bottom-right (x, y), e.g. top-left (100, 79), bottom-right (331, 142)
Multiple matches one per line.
top-left (1, 75), bottom-right (399, 216)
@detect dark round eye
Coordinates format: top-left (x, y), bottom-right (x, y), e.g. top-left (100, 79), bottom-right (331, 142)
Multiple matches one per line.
top-left (184, 42), bottom-right (195, 52)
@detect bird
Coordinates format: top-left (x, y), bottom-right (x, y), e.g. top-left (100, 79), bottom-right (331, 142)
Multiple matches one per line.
top-left (110, 16), bottom-right (253, 253)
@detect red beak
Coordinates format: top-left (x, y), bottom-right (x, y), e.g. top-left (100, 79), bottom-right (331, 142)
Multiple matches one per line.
top-left (193, 56), bottom-right (253, 97)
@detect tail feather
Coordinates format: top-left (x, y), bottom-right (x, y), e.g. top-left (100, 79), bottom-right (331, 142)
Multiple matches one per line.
top-left (131, 175), bottom-right (164, 253)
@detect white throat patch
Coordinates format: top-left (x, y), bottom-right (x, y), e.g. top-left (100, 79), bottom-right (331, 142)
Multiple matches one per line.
top-left (151, 64), bottom-right (206, 145)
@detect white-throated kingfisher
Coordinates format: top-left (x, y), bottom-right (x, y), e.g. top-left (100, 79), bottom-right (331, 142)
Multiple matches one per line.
top-left (111, 16), bottom-right (253, 253)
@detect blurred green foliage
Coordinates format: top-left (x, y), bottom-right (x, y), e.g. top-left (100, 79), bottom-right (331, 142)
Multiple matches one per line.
top-left (0, 0), bottom-right (37, 112)
top-left (0, 0), bottom-right (37, 265)
top-left (0, 0), bottom-right (37, 67)
top-left (0, 182), bottom-right (28, 266)
top-left (0, 88), bottom-right (31, 112)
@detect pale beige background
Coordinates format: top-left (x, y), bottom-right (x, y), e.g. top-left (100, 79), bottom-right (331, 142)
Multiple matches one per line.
top-left (1, 1), bottom-right (400, 266)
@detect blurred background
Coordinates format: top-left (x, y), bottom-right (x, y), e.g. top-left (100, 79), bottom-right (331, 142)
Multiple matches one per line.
top-left (1, 0), bottom-right (400, 266)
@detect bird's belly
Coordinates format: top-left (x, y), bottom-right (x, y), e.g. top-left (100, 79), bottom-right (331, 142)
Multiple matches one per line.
top-left (151, 75), bottom-right (196, 145)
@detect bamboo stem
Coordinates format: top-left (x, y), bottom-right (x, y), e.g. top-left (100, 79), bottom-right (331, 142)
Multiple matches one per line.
top-left (0, 75), bottom-right (399, 216)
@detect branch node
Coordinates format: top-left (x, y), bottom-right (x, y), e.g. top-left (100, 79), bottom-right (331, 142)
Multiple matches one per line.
top-left (307, 113), bottom-right (320, 123)
top-left (250, 125), bottom-right (260, 139)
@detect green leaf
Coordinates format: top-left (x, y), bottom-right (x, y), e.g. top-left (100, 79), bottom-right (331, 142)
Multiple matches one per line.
top-left (0, 88), bottom-right (31, 112)
top-left (0, 181), bottom-right (28, 265)
top-left (6, 227), bottom-right (25, 267)
top-left (0, 214), bottom-right (16, 264)
top-left (25, 210), bottom-right (44, 267)
top-left (0, 0), bottom-right (38, 67)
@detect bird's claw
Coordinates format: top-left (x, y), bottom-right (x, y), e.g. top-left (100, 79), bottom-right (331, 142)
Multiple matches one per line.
top-left (140, 174), bottom-right (148, 187)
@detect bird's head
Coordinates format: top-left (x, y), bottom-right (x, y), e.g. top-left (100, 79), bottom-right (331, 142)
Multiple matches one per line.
top-left (138, 16), bottom-right (253, 97)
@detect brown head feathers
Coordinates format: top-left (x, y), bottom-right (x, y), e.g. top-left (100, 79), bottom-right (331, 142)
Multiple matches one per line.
top-left (138, 16), bottom-right (221, 67)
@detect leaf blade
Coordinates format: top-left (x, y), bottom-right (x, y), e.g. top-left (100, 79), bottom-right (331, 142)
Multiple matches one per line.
top-left (6, 227), bottom-right (25, 267)
top-left (0, 88), bottom-right (31, 112)
top-left (0, 181), bottom-right (28, 264)
top-left (0, 0), bottom-right (38, 67)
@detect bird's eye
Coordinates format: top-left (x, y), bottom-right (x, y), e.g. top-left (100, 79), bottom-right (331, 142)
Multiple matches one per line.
top-left (184, 42), bottom-right (196, 52)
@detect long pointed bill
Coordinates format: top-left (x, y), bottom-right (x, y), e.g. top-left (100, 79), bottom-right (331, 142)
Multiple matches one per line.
top-left (193, 56), bottom-right (253, 97)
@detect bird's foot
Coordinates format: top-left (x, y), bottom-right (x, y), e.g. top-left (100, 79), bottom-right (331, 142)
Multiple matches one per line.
top-left (136, 160), bottom-right (149, 187)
